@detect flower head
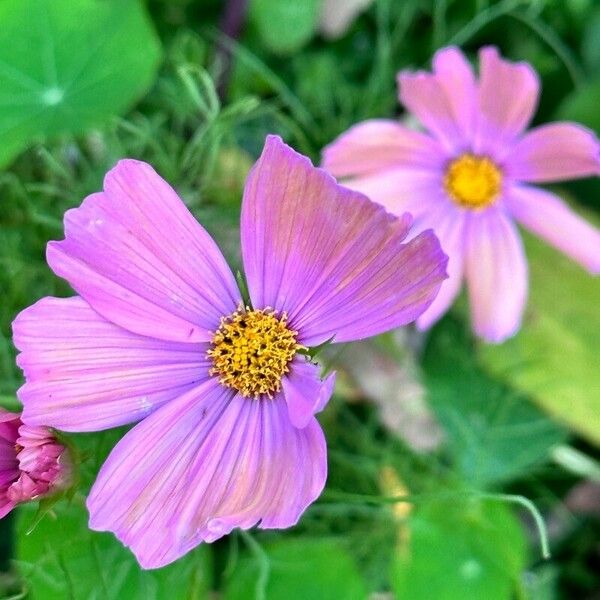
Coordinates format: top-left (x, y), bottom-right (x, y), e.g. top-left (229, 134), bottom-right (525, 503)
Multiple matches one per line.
top-left (13, 136), bottom-right (447, 568)
top-left (323, 46), bottom-right (600, 342)
top-left (0, 409), bottom-right (69, 517)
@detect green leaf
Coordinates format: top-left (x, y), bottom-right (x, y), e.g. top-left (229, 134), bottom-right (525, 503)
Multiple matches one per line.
top-left (478, 220), bottom-right (600, 446)
top-left (16, 499), bottom-right (212, 600)
top-left (0, 0), bottom-right (162, 168)
top-left (223, 537), bottom-right (368, 600)
top-left (390, 500), bottom-right (527, 600)
top-left (248, 0), bottom-right (320, 55)
top-left (0, 395), bottom-right (20, 411)
top-left (423, 317), bottom-right (566, 486)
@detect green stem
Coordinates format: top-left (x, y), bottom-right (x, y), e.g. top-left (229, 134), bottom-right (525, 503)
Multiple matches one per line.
top-left (448, 0), bottom-right (524, 46)
top-left (322, 488), bottom-right (551, 559)
top-left (506, 10), bottom-right (585, 88)
top-left (239, 530), bottom-right (270, 600)
top-left (477, 492), bottom-right (551, 560)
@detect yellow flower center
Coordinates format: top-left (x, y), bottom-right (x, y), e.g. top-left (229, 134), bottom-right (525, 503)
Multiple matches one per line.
top-left (444, 154), bottom-right (502, 209)
top-left (208, 307), bottom-right (304, 398)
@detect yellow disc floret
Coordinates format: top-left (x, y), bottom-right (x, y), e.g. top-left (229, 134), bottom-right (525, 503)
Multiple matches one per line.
top-left (444, 154), bottom-right (502, 209)
top-left (208, 306), bottom-right (304, 398)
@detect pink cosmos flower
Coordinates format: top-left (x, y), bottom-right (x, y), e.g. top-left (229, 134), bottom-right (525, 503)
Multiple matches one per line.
top-left (322, 46), bottom-right (600, 342)
top-left (0, 409), bottom-right (68, 517)
top-left (13, 136), bottom-right (447, 568)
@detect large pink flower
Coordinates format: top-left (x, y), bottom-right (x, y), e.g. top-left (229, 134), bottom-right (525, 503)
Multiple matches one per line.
top-left (323, 46), bottom-right (600, 342)
top-left (0, 409), bottom-right (68, 518)
top-left (13, 136), bottom-right (447, 568)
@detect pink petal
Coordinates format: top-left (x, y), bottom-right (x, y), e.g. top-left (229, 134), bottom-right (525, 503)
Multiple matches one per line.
top-left (282, 358), bottom-right (336, 429)
top-left (464, 207), bottom-right (528, 342)
top-left (0, 411), bottom-right (19, 518)
top-left (47, 160), bottom-right (240, 343)
top-left (331, 167), bottom-right (442, 218)
top-left (0, 471), bottom-right (17, 488)
top-left (342, 169), bottom-right (467, 332)
top-left (505, 185), bottom-right (600, 274)
top-left (0, 410), bottom-right (20, 424)
top-left (475, 46), bottom-right (539, 155)
top-left (0, 450), bottom-right (17, 473)
top-left (416, 206), bottom-right (467, 330)
top-left (0, 410), bottom-right (20, 441)
top-left (505, 123), bottom-right (600, 183)
top-left (0, 499), bottom-right (16, 519)
top-left (397, 47), bottom-right (477, 152)
top-left (321, 119), bottom-right (445, 177)
top-left (241, 136), bottom-right (448, 346)
top-left (0, 428), bottom-right (18, 472)
top-left (87, 381), bottom-right (327, 569)
top-left (13, 296), bottom-right (210, 432)
top-left (432, 46), bottom-right (478, 142)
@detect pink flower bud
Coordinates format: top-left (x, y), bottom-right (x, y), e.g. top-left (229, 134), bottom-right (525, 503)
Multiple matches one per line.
top-left (0, 409), bottom-right (70, 518)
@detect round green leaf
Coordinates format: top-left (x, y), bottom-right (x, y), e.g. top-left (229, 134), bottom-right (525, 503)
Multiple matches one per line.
top-left (423, 318), bottom-right (566, 487)
top-left (390, 501), bottom-right (527, 600)
top-left (16, 499), bottom-right (212, 599)
top-left (0, 0), bottom-right (162, 167)
top-left (223, 537), bottom-right (368, 600)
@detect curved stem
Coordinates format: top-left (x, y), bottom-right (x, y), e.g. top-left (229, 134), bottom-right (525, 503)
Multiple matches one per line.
top-left (477, 492), bottom-right (551, 560)
top-left (322, 488), bottom-right (551, 559)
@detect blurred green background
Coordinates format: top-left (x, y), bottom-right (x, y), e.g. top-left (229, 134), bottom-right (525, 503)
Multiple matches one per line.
top-left (0, 0), bottom-right (599, 598)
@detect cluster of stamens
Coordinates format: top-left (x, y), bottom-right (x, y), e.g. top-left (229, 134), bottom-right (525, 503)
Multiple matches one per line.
top-left (444, 153), bottom-right (502, 209)
top-left (208, 306), bottom-right (304, 398)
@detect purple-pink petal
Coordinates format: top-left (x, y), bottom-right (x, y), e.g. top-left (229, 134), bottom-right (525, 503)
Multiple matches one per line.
top-left (0, 411), bottom-right (20, 518)
top-left (397, 77), bottom-right (463, 154)
top-left (397, 46), bottom-right (480, 153)
top-left (506, 186), bottom-right (600, 274)
top-left (0, 447), bottom-right (18, 474)
top-left (338, 168), bottom-right (442, 219)
top-left (13, 296), bottom-right (211, 432)
top-left (282, 358), bottom-right (336, 429)
top-left (241, 136), bottom-right (448, 346)
top-left (321, 119), bottom-right (445, 177)
top-left (464, 207), bottom-right (528, 342)
top-left (0, 410), bottom-right (20, 439)
top-left (87, 380), bottom-right (327, 569)
top-left (505, 123), bottom-right (600, 183)
top-left (416, 207), bottom-right (467, 330)
top-left (474, 46), bottom-right (539, 156)
top-left (431, 46), bottom-right (478, 143)
top-left (47, 160), bottom-right (240, 343)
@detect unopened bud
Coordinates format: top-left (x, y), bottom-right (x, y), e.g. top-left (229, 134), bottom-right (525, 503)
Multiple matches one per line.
top-left (0, 410), bottom-right (70, 518)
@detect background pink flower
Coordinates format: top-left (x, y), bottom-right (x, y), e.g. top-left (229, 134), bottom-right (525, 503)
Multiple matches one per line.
top-left (323, 46), bottom-right (600, 342)
top-left (13, 136), bottom-right (447, 568)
